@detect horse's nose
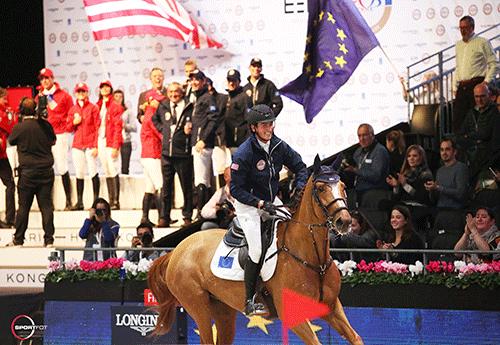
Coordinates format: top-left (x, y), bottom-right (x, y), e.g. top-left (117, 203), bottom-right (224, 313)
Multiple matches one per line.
top-left (336, 211), bottom-right (351, 233)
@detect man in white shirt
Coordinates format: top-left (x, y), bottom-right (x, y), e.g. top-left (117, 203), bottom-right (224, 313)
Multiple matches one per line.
top-left (453, 16), bottom-right (499, 133)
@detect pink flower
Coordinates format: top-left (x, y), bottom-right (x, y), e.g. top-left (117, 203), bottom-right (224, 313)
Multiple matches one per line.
top-left (108, 257), bottom-right (124, 269)
top-left (79, 260), bottom-right (93, 272)
top-left (48, 261), bottom-right (60, 272)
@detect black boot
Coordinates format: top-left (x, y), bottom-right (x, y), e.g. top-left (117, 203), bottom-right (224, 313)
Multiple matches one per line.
top-left (112, 175), bottom-right (120, 210)
top-left (141, 193), bottom-right (154, 225)
top-left (244, 260), bottom-right (267, 316)
top-left (106, 177), bottom-right (115, 207)
top-left (61, 172), bottom-right (72, 211)
top-left (92, 174), bottom-right (100, 201)
top-left (218, 174), bottom-right (226, 188)
top-left (71, 178), bottom-right (84, 210)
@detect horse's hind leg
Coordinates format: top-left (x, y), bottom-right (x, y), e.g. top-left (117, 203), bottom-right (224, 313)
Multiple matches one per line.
top-left (178, 290), bottom-right (215, 344)
top-left (209, 299), bottom-right (237, 345)
top-left (290, 322), bottom-right (322, 345)
top-left (321, 297), bottom-right (363, 345)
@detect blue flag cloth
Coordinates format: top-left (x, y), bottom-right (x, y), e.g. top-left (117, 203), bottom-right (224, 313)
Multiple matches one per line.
top-left (280, 0), bottom-right (380, 123)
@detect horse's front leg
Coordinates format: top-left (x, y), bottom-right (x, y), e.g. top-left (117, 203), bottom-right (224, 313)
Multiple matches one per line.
top-left (321, 297), bottom-right (363, 345)
top-left (290, 322), bottom-right (322, 345)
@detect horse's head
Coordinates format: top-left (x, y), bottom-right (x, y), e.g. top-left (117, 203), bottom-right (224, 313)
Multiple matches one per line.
top-left (311, 156), bottom-right (351, 235)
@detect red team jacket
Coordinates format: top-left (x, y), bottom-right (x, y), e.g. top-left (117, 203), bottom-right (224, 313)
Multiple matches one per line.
top-left (35, 83), bottom-right (73, 134)
top-left (0, 104), bottom-right (14, 159)
top-left (96, 97), bottom-right (124, 150)
top-left (67, 99), bottom-right (100, 150)
top-left (140, 105), bottom-right (162, 159)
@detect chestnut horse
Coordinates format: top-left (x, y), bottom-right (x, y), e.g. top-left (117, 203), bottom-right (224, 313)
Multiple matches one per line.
top-left (148, 162), bottom-right (363, 344)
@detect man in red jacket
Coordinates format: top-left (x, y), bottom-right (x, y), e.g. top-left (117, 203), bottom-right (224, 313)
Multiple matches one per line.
top-left (36, 68), bottom-right (73, 210)
top-left (0, 88), bottom-right (15, 227)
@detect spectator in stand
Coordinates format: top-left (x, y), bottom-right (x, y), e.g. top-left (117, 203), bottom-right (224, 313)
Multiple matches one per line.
top-left (0, 87), bottom-right (15, 228)
top-left (225, 69), bottom-right (252, 153)
top-left (96, 80), bottom-right (124, 210)
top-left (189, 69), bottom-right (220, 216)
top-left (7, 98), bottom-right (56, 247)
top-left (125, 222), bottom-right (165, 262)
top-left (139, 89), bottom-right (164, 226)
top-left (453, 16), bottom-right (499, 133)
top-left (183, 59), bottom-right (198, 103)
top-left (457, 83), bottom-right (500, 165)
top-left (113, 90), bottom-right (137, 175)
top-left (425, 138), bottom-right (469, 210)
top-left (67, 83), bottom-right (100, 210)
top-left (399, 71), bottom-right (440, 104)
top-left (385, 130), bottom-right (406, 175)
top-left (152, 82), bottom-right (194, 228)
top-left (35, 68), bottom-right (73, 210)
top-left (454, 206), bottom-right (500, 263)
top-left (331, 210), bottom-right (382, 263)
top-left (206, 78), bottom-right (230, 189)
top-left (79, 197), bottom-right (119, 261)
top-left (342, 123), bottom-right (390, 208)
top-left (137, 68), bottom-right (167, 123)
top-left (376, 205), bottom-right (424, 265)
top-left (243, 58), bottom-right (283, 116)
top-left (386, 145), bottom-right (433, 207)
top-left (200, 166), bottom-right (235, 230)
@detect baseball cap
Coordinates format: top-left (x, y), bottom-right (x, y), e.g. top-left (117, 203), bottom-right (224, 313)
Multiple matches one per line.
top-left (227, 69), bottom-right (241, 81)
top-left (250, 58), bottom-right (262, 67)
top-left (74, 83), bottom-right (88, 92)
top-left (38, 68), bottom-right (54, 79)
top-left (189, 69), bottom-right (206, 80)
top-left (146, 89), bottom-right (166, 102)
top-left (99, 79), bottom-right (112, 88)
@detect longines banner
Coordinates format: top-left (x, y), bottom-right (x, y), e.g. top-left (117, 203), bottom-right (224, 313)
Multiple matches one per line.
top-left (44, 0), bottom-right (500, 167)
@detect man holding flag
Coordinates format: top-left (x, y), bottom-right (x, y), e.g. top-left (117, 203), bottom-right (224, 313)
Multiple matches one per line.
top-left (280, 0), bottom-right (380, 123)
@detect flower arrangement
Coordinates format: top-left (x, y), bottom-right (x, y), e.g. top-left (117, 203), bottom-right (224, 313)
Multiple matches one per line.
top-left (338, 260), bottom-right (500, 290)
top-left (45, 257), bottom-right (153, 283)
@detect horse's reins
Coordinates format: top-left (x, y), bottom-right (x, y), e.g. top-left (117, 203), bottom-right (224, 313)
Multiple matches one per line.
top-left (267, 172), bottom-right (348, 301)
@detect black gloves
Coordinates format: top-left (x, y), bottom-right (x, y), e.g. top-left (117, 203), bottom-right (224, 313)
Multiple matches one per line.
top-left (259, 200), bottom-right (277, 215)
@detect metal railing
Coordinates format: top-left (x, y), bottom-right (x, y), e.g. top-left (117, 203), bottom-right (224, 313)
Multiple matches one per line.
top-left (406, 23), bottom-right (500, 138)
top-left (48, 247), bottom-right (498, 277)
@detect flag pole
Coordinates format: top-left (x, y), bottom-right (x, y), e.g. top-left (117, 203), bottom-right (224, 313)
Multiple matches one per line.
top-left (94, 40), bottom-right (110, 79)
top-left (378, 45), bottom-right (400, 76)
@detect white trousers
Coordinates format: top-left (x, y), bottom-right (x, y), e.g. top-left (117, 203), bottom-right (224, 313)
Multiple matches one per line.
top-left (192, 147), bottom-right (213, 187)
top-left (212, 146), bottom-right (232, 176)
top-left (140, 158), bottom-right (162, 194)
top-left (234, 197), bottom-right (282, 263)
top-left (72, 148), bottom-right (98, 179)
top-left (98, 137), bottom-right (119, 177)
top-left (53, 133), bottom-right (69, 175)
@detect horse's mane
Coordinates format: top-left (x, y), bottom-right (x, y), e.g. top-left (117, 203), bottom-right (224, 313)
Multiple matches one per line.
top-left (288, 185), bottom-right (306, 216)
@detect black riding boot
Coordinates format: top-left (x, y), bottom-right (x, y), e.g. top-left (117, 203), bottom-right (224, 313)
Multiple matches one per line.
top-left (196, 184), bottom-right (208, 215)
top-left (106, 177), bottom-right (115, 207)
top-left (61, 172), bottom-right (72, 210)
top-left (71, 178), bottom-right (84, 210)
top-left (112, 175), bottom-right (120, 210)
top-left (218, 174), bottom-right (226, 188)
top-left (141, 193), bottom-right (154, 225)
top-left (92, 174), bottom-right (100, 201)
top-left (244, 259), bottom-right (267, 316)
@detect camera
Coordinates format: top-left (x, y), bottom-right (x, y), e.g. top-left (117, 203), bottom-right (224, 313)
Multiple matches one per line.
top-left (140, 232), bottom-right (153, 246)
top-left (96, 208), bottom-right (104, 217)
top-left (37, 95), bottom-right (48, 119)
top-left (216, 200), bottom-right (235, 229)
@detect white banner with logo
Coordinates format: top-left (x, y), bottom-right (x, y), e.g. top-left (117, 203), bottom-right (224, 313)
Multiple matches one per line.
top-left (43, 0), bottom-right (500, 166)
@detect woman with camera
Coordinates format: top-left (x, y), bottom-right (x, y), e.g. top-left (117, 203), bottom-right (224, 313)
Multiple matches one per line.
top-left (79, 197), bottom-right (120, 261)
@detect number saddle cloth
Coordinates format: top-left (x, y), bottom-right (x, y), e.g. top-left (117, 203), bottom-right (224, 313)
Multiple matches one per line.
top-left (210, 216), bottom-right (280, 281)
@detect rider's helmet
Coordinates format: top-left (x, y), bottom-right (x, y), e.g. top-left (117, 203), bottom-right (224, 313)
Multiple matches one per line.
top-left (245, 104), bottom-right (276, 127)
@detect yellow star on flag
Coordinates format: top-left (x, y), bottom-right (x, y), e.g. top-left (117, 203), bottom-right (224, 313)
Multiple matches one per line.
top-left (324, 61), bottom-right (333, 70)
top-left (318, 11), bottom-right (324, 21)
top-left (304, 52), bottom-right (309, 62)
top-left (336, 28), bottom-right (346, 41)
top-left (316, 68), bottom-right (325, 78)
top-left (305, 64), bottom-right (312, 73)
top-left (338, 43), bottom-right (348, 54)
top-left (335, 55), bottom-right (347, 68)
top-left (246, 315), bottom-right (274, 334)
top-left (306, 35), bottom-right (312, 44)
top-left (327, 12), bottom-right (336, 24)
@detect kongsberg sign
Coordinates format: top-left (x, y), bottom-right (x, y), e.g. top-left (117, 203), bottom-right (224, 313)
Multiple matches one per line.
top-left (111, 305), bottom-right (187, 344)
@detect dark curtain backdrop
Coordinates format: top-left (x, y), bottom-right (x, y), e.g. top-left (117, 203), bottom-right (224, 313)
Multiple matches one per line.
top-left (0, 1), bottom-right (44, 88)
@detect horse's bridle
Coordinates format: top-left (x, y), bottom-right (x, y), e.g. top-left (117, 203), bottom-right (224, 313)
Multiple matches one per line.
top-left (269, 171), bottom-right (349, 301)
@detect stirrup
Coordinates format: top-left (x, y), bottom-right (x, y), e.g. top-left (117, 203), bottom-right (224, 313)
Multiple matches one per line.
top-left (244, 295), bottom-right (268, 316)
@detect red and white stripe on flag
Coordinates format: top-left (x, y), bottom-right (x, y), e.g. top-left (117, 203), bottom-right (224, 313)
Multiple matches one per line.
top-left (83, 0), bottom-right (222, 49)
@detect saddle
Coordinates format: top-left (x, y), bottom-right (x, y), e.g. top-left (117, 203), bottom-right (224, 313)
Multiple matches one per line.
top-left (222, 217), bottom-right (276, 269)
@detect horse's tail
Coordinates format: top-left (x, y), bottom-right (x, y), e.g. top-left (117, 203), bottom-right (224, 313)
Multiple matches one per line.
top-left (148, 251), bottom-right (178, 335)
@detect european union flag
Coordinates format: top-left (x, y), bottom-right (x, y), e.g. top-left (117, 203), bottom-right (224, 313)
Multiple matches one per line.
top-left (280, 0), bottom-right (380, 123)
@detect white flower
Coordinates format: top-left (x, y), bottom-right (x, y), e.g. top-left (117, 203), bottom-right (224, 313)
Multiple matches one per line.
top-left (137, 258), bottom-right (152, 273)
top-left (65, 258), bottom-right (79, 270)
top-left (409, 261), bottom-right (424, 276)
top-left (337, 260), bottom-right (357, 276)
top-left (454, 260), bottom-right (466, 272)
top-left (123, 260), bottom-right (138, 276)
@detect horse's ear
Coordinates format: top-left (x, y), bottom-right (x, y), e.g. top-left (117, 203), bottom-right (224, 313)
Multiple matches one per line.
top-left (313, 154), bottom-right (321, 176)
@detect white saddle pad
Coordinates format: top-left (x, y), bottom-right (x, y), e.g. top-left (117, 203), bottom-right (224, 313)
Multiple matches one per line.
top-left (210, 223), bottom-right (279, 282)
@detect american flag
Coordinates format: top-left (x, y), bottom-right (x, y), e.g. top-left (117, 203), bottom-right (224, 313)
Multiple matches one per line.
top-left (83, 0), bottom-right (222, 49)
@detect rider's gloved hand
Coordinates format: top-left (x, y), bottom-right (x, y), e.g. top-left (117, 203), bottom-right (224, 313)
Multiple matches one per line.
top-left (258, 200), bottom-right (277, 215)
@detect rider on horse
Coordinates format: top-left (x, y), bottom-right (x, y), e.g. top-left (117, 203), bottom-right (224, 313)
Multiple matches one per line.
top-left (230, 104), bottom-right (309, 316)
